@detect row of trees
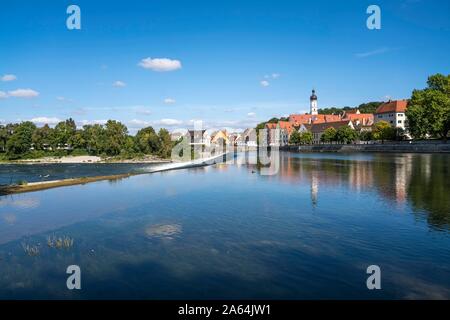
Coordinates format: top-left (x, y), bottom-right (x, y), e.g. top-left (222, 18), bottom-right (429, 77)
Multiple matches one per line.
top-left (0, 118), bottom-right (174, 159)
top-left (287, 121), bottom-right (400, 145)
top-left (318, 101), bottom-right (383, 115)
top-left (289, 131), bottom-right (312, 145)
top-left (319, 121), bottom-right (399, 144)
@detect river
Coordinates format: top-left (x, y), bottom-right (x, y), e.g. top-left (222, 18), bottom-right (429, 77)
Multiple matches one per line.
top-left (0, 152), bottom-right (449, 299)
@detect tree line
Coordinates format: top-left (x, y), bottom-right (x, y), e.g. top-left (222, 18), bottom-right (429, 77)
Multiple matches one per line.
top-left (288, 121), bottom-right (399, 145)
top-left (318, 101), bottom-right (383, 115)
top-left (0, 119), bottom-right (174, 160)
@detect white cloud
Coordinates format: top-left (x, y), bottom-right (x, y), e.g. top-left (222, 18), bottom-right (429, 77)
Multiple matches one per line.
top-left (138, 57), bottom-right (182, 72)
top-left (0, 91), bottom-right (7, 99)
top-left (164, 98), bottom-right (176, 104)
top-left (264, 73), bottom-right (280, 79)
top-left (30, 117), bottom-right (62, 125)
top-left (355, 47), bottom-right (391, 58)
top-left (129, 118), bottom-right (182, 128)
top-left (260, 80), bottom-right (270, 87)
top-left (155, 118), bottom-right (183, 126)
top-left (113, 80), bottom-right (126, 87)
top-left (8, 88), bottom-right (39, 98)
top-left (129, 119), bottom-right (151, 127)
top-left (80, 119), bottom-right (108, 126)
top-left (247, 112), bottom-right (256, 117)
top-left (134, 108), bottom-right (152, 115)
top-left (1, 74), bottom-right (17, 82)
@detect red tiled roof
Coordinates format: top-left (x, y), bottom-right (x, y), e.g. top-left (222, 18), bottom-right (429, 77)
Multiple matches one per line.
top-left (289, 114), bottom-right (342, 125)
top-left (375, 100), bottom-right (408, 114)
top-left (289, 114), bottom-right (311, 125)
top-left (343, 113), bottom-right (374, 125)
top-left (265, 123), bottom-right (277, 129)
top-left (278, 121), bottom-right (294, 135)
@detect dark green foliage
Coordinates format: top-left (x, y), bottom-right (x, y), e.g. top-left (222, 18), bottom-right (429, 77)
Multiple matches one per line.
top-left (407, 74), bottom-right (450, 140)
top-left (0, 118), bottom-right (174, 159)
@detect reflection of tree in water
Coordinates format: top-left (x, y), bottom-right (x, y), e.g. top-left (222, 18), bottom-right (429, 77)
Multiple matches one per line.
top-left (407, 155), bottom-right (450, 229)
top-left (276, 153), bottom-right (450, 230)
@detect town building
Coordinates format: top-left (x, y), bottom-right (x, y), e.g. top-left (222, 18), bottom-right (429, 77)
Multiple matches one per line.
top-left (265, 121), bottom-right (294, 146)
top-left (374, 100), bottom-right (408, 130)
top-left (288, 90), bottom-right (373, 128)
top-left (241, 128), bottom-right (257, 147)
top-left (185, 130), bottom-right (211, 146)
top-left (210, 130), bottom-right (230, 146)
top-left (310, 120), bottom-right (354, 144)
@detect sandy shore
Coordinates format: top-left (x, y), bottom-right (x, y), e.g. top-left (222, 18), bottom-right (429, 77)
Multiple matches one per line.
top-left (15, 155), bottom-right (102, 163)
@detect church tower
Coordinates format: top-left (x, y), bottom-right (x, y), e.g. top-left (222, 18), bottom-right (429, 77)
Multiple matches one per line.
top-left (310, 89), bottom-right (318, 115)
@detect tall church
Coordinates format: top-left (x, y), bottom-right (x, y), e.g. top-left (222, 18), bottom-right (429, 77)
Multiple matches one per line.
top-left (310, 89), bottom-right (318, 115)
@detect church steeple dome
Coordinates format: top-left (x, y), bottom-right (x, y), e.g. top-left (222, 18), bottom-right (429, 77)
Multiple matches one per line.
top-left (310, 89), bottom-right (318, 115)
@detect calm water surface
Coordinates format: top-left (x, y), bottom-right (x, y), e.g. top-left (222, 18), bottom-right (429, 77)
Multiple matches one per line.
top-left (0, 152), bottom-right (449, 299)
top-left (0, 163), bottom-right (156, 185)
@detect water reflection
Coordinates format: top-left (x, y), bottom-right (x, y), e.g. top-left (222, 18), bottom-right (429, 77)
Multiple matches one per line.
top-left (252, 152), bottom-right (450, 230)
top-left (0, 152), bottom-right (449, 299)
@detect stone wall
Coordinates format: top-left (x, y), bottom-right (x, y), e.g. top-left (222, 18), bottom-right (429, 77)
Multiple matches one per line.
top-left (282, 143), bottom-right (450, 153)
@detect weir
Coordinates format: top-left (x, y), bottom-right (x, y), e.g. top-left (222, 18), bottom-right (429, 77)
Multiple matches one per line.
top-left (145, 152), bottom-right (235, 173)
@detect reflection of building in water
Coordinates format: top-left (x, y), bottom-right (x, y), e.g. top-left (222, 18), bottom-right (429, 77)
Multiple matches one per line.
top-left (269, 152), bottom-right (416, 208)
top-left (348, 161), bottom-right (374, 193)
top-left (393, 154), bottom-right (413, 204)
top-left (311, 173), bottom-right (319, 206)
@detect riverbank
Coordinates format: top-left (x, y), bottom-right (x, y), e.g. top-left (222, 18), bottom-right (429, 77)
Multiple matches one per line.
top-left (0, 155), bottom-right (171, 164)
top-left (282, 142), bottom-right (450, 153)
top-left (0, 173), bottom-right (138, 195)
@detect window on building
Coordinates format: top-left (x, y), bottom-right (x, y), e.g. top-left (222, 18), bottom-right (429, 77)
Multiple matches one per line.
top-left (398, 120), bottom-right (402, 124)
top-left (398, 113), bottom-right (403, 117)
top-left (390, 121), bottom-right (393, 124)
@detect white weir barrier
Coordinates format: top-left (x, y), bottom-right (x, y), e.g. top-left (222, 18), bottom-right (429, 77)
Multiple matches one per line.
top-left (146, 152), bottom-right (234, 173)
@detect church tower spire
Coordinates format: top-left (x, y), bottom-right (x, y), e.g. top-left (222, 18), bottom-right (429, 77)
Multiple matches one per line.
top-left (310, 89), bottom-right (318, 115)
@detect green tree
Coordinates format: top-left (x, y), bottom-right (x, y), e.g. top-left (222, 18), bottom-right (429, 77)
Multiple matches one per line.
top-left (336, 126), bottom-right (357, 144)
top-left (104, 120), bottom-right (128, 155)
top-left (158, 128), bottom-right (173, 158)
top-left (32, 124), bottom-right (55, 150)
top-left (136, 126), bottom-right (161, 154)
top-left (407, 74), bottom-right (450, 141)
top-left (357, 102), bottom-right (383, 114)
top-left (359, 130), bottom-right (373, 142)
top-left (289, 130), bottom-right (301, 145)
top-left (0, 125), bottom-right (8, 152)
top-left (69, 129), bottom-right (86, 150)
top-left (372, 121), bottom-right (395, 143)
top-left (54, 118), bottom-right (77, 147)
top-left (0, 124), bottom-right (17, 152)
top-left (6, 121), bottom-right (37, 157)
top-left (321, 127), bottom-right (337, 143)
top-left (299, 131), bottom-right (313, 144)
top-left (82, 124), bottom-right (105, 154)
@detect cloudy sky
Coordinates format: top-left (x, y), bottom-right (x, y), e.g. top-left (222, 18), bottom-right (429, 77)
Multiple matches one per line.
top-left (1, 0), bottom-right (449, 133)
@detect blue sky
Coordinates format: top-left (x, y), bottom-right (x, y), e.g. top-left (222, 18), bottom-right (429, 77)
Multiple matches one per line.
top-left (1, 0), bottom-right (449, 133)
